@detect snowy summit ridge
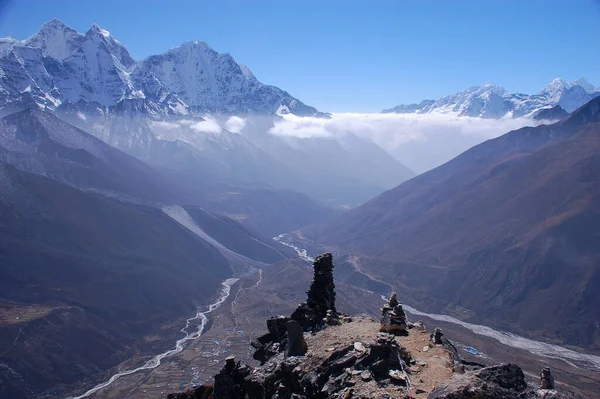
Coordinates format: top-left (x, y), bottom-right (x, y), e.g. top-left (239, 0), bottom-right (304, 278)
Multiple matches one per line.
top-left (0, 19), bottom-right (323, 117)
top-left (383, 78), bottom-right (600, 118)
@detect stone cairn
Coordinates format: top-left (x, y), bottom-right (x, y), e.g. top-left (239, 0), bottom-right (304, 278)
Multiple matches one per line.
top-left (291, 252), bottom-right (338, 331)
top-left (539, 367), bottom-right (555, 390)
top-left (379, 292), bottom-right (408, 335)
top-left (252, 253), bottom-right (338, 364)
top-left (431, 327), bottom-right (443, 345)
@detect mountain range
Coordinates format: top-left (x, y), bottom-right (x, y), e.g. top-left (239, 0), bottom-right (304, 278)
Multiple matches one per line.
top-left (304, 96), bottom-right (600, 351)
top-left (382, 78), bottom-right (600, 119)
top-left (0, 20), bottom-right (413, 207)
top-left (0, 19), bottom-right (322, 117)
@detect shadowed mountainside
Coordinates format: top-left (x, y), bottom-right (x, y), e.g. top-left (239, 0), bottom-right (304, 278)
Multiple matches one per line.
top-left (0, 163), bottom-right (235, 398)
top-left (304, 97), bottom-right (600, 351)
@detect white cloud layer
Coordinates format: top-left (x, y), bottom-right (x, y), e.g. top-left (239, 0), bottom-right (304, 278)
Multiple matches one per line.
top-left (225, 116), bottom-right (246, 133)
top-left (191, 118), bottom-right (222, 134)
top-left (269, 113), bottom-right (543, 172)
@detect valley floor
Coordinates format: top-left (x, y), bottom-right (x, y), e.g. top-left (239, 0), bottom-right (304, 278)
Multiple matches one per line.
top-left (66, 259), bottom-right (600, 398)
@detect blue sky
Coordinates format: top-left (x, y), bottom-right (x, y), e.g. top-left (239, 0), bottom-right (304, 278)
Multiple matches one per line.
top-left (0, 0), bottom-right (598, 112)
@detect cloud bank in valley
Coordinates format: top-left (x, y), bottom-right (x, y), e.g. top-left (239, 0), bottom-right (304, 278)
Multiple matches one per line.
top-left (268, 113), bottom-right (543, 172)
top-left (191, 119), bottom-right (222, 134)
top-left (150, 112), bottom-right (544, 174)
top-left (225, 116), bottom-right (246, 133)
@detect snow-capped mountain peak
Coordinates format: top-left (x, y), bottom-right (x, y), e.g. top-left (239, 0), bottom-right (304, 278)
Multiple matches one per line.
top-left (24, 18), bottom-right (84, 60)
top-left (383, 78), bottom-right (600, 118)
top-left (84, 23), bottom-right (135, 68)
top-left (0, 19), bottom-right (321, 117)
top-left (573, 78), bottom-right (597, 94)
top-left (88, 23), bottom-right (111, 38)
top-left (0, 36), bottom-right (23, 56)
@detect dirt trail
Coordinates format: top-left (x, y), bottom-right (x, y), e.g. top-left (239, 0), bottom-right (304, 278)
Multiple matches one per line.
top-left (230, 269), bottom-right (263, 331)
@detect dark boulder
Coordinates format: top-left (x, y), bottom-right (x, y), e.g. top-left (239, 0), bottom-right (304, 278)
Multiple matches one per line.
top-left (428, 363), bottom-right (528, 399)
top-left (166, 385), bottom-right (214, 399)
top-left (213, 356), bottom-right (250, 399)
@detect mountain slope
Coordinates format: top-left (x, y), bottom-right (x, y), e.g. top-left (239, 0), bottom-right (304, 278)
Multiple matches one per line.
top-left (382, 78), bottom-right (600, 118)
top-left (0, 108), bottom-right (172, 202)
top-left (533, 105), bottom-right (569, 121)
top-left (195, 183), bottom-right (342, 237)
top-left (0, 109), bottom-right (303, 398)
top-left (132, 40), bottom-right (321, 116)
top-left (0, 162), bottom-right (233, 399)
top-left (305, 97), bottom-right (600, 351)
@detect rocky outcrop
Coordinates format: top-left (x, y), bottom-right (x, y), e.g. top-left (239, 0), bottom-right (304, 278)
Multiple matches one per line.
top-left (252, 253), bottom-right (339, 364)
top-left (251, 315), bottom-right (291, 364)
top-left (204, 329), bottom-right (414, 399)
top-left (166, 254), bottom-right (584, 399)
top-left (212, 357), bottom-right (250, 399)
top-left (427, 364), bottom-right (582, 399)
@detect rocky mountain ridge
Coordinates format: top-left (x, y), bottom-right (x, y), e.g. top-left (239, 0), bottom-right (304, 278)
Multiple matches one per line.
top-left (382, 78), bottom-right (599, 118)
top-left (0, 19), bottom-right (323, 117)
top-left (166, 254), bottom-right (581, 399)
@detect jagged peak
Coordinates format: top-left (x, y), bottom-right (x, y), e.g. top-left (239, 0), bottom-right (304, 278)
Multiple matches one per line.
top-left (170, 40), bottom-right (217, 55)
top-left (574, 77), bottom-right (591, 86)
top-left (27, 19), bottom-right (81, 42)
top-left (23, 19), bottom-right (84, 60)
top-left (573, 77), bottom-right (598, 94)
top-left (467, 83), bottom-right (507, 95)
top-left (81, 23), bottom-right (135, 67)
top-left (39, 18), bottom-right (73, 31)
top-left (86, 23), bottom-right (112, 39)
top-left (539, 77), bottom-right (569, 94)
top-left (538, 77), bottom-right (599, 94)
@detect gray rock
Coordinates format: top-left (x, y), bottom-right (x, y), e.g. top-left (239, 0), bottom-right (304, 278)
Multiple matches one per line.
top-left (285, 320), bottom-right (308, 357)
top-left (360, 370), bottom-right (372, 381)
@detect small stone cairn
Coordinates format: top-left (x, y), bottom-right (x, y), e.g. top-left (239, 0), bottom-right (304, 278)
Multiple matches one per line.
top-left (380, 292), bottom-right (408, 335)
top-left (539, 367), bottom-right (555, 390)
top-left (431, 327), bottom-right (444, 345)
